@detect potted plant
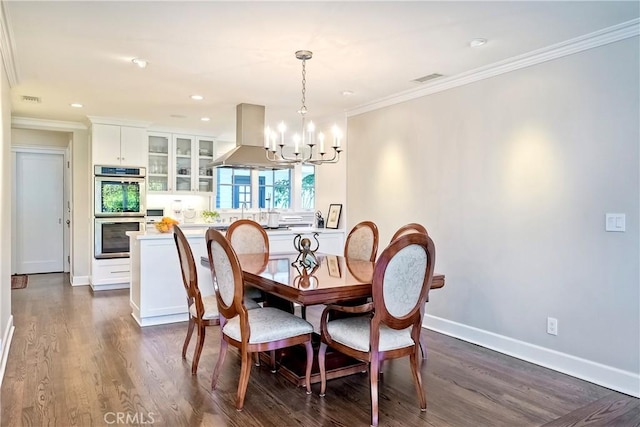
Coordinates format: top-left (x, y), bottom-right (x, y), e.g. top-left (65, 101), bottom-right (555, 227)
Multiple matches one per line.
top-left (201, 210), bottom-right (220, 223)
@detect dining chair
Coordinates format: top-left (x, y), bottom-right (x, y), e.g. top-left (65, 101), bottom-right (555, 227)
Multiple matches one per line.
top-left (173, 225), bottom-right (220, 375)
top-left (318, 232), bottom-right (436, 427)
top-left (344, 221), bottom-right (379, 261)
top-left (226, 219), bottom-right (269, 303)
top-left (205, 228), bottom-right (315, 411)
top-left (390, 222), bottom-right (428, 241)
top-left (391, 222), bottom-right (430, 359)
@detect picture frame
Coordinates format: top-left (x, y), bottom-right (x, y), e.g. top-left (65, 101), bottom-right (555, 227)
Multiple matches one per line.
top-left (326, 204), bottom-right (342, 229)
top-left (326, 255), bottom-right (342, 278)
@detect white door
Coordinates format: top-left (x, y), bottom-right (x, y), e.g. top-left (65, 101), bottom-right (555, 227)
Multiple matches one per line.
top-left (14, 151), bottom-right (65, 274)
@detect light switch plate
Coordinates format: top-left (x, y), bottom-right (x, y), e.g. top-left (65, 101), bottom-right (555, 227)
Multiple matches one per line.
top-left (605, 213), bottom-right (625, 232)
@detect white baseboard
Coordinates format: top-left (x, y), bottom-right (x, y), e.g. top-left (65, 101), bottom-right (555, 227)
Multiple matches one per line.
top-left (0, 315), bottom-right (15, 387)
top-left (70, 275), bottom-right (90, 286)
top-left (424, 314), bottom-right (640, 398)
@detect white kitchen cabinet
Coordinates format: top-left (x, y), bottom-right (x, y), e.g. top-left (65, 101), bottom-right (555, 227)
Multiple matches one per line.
top-left (147, 132), bottom-right (215, 193)
top-left (91, 258), bottom-right (131, 291)
top-left (128, 230), bottom-right (213, 326)
top-left (92, 123), bottom-right (147, 166)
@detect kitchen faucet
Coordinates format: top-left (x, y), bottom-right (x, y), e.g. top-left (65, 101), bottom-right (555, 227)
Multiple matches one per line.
top-left (241, 201), bottom-right (248, 219)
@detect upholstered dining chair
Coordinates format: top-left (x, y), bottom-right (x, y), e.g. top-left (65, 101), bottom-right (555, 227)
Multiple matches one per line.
top-left (344, 221), bottom-right (379, 262)
top-left (205, 228), bottom-right (315, 411)
top-left (318, 233), bottom-right (436, 427)
top-left (391, 222), bottom-right (430, 359)
top-left (173, 225), bottom-right (220, 375)
top-left (226, 219), bottom-right (269, 303)
top-left (390, 222), bottom-right (428, 241)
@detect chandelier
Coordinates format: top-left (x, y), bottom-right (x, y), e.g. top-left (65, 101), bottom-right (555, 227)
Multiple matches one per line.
top-left (264, 50), bottom-right (342, 165)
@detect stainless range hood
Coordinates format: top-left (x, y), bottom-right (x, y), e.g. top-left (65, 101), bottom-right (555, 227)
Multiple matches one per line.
top-left (209, 103), bottom-right (289, 169)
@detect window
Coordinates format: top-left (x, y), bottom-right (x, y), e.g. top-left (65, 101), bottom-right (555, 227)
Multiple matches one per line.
top-left (259, 169), bottom-right (291, 209)
top-left (301, 165), bottom-right (315, 209)
top-left (215, 166), bottom-right (313, 210)
top-left (216, 168), bottom-right (251, 209)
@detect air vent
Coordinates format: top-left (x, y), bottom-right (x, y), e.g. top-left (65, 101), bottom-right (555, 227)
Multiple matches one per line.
top-left (21, 95), bottom-right (41, 104)
top-left (412, 73), bottom-right (444, 83)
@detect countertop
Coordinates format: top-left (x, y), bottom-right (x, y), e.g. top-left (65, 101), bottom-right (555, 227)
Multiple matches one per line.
top-left (128, 227), bottom-right (345, 240)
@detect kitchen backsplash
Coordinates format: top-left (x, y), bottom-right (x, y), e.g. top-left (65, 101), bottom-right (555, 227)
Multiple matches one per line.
top-left (146, 193), bottom-right (315, 226)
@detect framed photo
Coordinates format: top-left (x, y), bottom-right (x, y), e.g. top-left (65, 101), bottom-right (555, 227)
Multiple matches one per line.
top-left (326, 255), bottom-right (341, 278)
top-left (326, 204), bottom-right (342, 229)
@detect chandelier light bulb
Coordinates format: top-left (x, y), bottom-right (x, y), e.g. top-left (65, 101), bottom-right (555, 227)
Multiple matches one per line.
top-left (318, 132), bottom-right (325, 154)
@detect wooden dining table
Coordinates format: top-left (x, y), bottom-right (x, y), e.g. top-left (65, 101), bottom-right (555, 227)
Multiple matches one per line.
top-left (213, 252), bottom-right (446, 386)
top-left (236, 252), bottom-right (445, 307)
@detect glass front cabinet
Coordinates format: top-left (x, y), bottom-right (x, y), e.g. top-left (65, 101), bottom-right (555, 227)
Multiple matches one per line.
top-left (147, 132), bottom-right (214, 193)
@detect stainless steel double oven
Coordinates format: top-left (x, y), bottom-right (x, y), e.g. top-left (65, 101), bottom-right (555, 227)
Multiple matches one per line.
top-left (94, 165), bottom-right (146, 259)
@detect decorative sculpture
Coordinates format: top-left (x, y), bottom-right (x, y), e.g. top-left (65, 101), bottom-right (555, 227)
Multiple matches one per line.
top-left (292, 233), bottom-right (320, 269)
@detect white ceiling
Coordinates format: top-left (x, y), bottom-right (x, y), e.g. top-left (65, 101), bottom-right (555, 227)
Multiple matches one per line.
top-left (5, 1), bottom-right (639, 140)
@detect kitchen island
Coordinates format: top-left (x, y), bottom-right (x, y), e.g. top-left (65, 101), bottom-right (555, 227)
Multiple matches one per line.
top-left (126, 227), bottom-right (345, 327)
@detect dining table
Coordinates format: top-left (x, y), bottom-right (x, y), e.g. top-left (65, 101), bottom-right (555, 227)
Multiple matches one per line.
top-left (201, 252), bottom-right (445, 386)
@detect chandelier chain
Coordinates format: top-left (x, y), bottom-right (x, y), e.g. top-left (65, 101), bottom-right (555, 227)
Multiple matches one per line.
top-left (300, 58), bottom-right (307, 115)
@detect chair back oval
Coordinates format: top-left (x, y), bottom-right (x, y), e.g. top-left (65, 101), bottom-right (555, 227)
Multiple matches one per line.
top-left (205, 228), bottom-right (247, 320)
top-left (226, 219), bottom-right (269, 254)
top-left (173, 225), bottom-right (204, 317)
top-left (344, 221), bottom-right (379, 262)
top-left (372, 233), bottom-right (435, 329)
top-left (390, 222), bottom-right (428, 242)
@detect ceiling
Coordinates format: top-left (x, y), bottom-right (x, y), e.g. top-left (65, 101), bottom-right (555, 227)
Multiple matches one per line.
top-left (5, 1), bottom-right (639, 141)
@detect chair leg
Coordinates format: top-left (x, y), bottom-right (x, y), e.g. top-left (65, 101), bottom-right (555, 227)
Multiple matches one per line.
top-left (182, 317), bottom-right (195, 359)
top-left (301, 305), bottom-right (307, 320)
top-left (212, 339), bottom-right (228, 390)
top-left (235, 349), bottom-right (253, 411)
top-left (270, 350), bottom-right (276, 373)
top-left (420, 336), bottom-right (427, 359)
top-left (191, 324), bottom-right (206, 375)
top-left (304, 340), bottom-right (313, 394)
top-left (410, 349), bottom-right (427, 411)
top-left (318, 342), bottom-right (328, 397)
top-left (370, 354), bottom-right (380, 427)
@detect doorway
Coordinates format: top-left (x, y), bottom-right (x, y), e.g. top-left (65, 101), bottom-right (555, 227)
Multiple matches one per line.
top-left (12, 149), bottom-right (66, 274)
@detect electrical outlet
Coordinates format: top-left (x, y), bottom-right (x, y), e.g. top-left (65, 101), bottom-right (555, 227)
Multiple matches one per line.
top-left (547, 317), bottom-right (558, 336)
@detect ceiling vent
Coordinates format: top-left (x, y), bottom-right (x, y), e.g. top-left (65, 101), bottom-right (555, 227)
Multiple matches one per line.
top-left (412, 73), bottom-right (444, 83)
top-left (21, 95), bottom-right (41, 104)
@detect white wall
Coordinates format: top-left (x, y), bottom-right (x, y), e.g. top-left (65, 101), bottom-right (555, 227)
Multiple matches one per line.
top-left (347, 38), bottom-right (639, 393)
top-left (12, 128), bottom-right (69, 147)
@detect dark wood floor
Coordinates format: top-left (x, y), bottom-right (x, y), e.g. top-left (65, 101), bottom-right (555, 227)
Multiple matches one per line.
top-left (1, 273), bottom-right (638, 426)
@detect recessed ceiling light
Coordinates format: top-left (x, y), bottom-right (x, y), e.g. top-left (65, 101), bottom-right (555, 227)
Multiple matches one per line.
top-left (469, 38), bottom-right (487, 48)
top-left (70, 103), bottom-right (83, 108)
top-left (200, 117), bottom-right (210, 122)
top-left (341, 90), bottom-right (354, 96)
top-left (131, 58), bottom-right (148, 68)
top-left (191, 95), bottom-right (204, 101)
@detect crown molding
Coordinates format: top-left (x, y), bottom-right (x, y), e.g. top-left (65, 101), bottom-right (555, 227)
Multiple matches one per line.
top-left (0, 1), bottom-right (18, 86)
top-left (86, 116), bottom-right (152, 128)
top-left (347, 18), bottom-right (640, 118)
top-left (12, 116), bottom-right (87, 131)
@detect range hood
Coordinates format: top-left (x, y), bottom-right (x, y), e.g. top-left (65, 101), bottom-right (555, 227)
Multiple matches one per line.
top-left (209, 103), bottom-right (289, 169)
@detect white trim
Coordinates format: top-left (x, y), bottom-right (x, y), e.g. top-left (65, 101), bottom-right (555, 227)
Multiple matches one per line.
top-left (70, 275), bottom-right (90, 286)
top-left (86, 116), bottom-right (151, 128)
top-left (0, 315), bottom-right (15, 387)
top-left (0, 2), bottom-right (18, 86)
top-left (424, 314), bottom-right (640, 398)
top-left (148, 125), bottom-right (219, 137)
top-left (11, 145), bottom-right (66, 155)
top-left (347, 19), bottom-right (640, 118)
top-left (11, 117), bottom-right (87, 131)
